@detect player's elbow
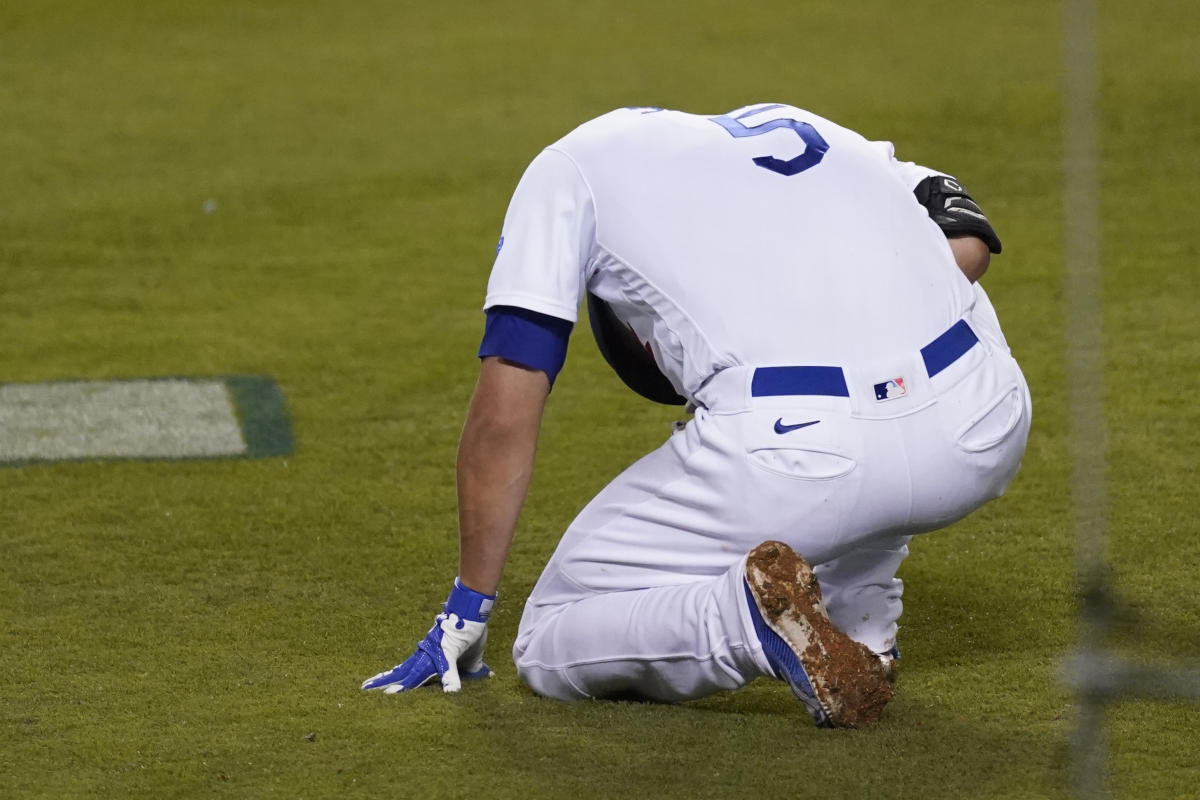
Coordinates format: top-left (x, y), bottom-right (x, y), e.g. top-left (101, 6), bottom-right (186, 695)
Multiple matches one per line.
top-left (947, 236), bottom-right (991, 283)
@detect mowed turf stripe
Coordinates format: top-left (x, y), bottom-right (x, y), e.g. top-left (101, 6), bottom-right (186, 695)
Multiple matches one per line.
top-left (0, 376), bottom-right (293, 465)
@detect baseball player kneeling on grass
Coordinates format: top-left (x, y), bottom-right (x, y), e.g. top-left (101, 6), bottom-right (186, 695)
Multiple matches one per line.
top-left (363, 103), bottom-right (1031, 727)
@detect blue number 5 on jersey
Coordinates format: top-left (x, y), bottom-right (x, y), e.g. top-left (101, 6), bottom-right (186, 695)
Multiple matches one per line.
top-left (711, 104), bottom-right (830, 177)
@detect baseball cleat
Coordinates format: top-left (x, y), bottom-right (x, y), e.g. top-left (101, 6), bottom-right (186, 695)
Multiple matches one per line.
top-left (744, 540), bottom-right (893, 728)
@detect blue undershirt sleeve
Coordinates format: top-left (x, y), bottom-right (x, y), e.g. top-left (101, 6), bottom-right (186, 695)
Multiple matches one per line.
top-left (477, 305), bottom-right (574, 385)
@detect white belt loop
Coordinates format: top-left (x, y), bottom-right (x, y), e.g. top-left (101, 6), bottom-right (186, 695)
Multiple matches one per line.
top-left (692, 366), bottom-right (754, 413)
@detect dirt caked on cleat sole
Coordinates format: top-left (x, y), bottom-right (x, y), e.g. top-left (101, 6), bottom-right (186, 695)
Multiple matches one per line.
top-left (745, 540), bottom-right (894, 728)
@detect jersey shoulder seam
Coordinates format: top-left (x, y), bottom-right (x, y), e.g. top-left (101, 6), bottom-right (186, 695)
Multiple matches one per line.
top-left (542, 145), bottom-right (602, 274)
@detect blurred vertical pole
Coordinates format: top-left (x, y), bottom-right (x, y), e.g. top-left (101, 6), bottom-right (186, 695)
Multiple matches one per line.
top-left (1062, 0), bottom-right (1110, 797)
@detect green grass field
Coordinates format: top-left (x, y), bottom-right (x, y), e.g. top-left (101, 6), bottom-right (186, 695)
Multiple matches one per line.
top-left (2, 1), bottom-right (1198, 797)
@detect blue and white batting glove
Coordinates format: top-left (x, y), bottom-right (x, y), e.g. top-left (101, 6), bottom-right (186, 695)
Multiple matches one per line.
top-left (361, 578), bottom-right (496, 694)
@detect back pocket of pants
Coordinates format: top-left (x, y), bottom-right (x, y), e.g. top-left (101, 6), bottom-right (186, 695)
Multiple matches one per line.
top-left (956, 384), bottom-right (1024, 453)
top-left (748, 447), bottom-right (857, 481)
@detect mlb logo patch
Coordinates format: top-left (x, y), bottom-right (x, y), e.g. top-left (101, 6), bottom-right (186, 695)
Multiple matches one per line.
top-left (874, 377), bottom-right (907, 402)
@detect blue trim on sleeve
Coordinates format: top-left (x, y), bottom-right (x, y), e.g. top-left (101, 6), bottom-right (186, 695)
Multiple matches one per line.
top-left (478, 306), bottom-right (573, 385)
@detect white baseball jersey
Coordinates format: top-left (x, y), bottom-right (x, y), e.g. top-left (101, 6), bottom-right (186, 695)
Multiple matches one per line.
top-left (485, 103), bottom-right (972, 400)
top-left (492, 105), bottom-right (1031, 706)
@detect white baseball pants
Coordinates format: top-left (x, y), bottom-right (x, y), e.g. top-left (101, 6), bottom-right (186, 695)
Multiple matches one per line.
top-left (513, 301), bottom-right (1031, 702)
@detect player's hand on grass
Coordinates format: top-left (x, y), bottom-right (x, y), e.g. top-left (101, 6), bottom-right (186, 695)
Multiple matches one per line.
top-left (361, 579), bottom-right (496, 694)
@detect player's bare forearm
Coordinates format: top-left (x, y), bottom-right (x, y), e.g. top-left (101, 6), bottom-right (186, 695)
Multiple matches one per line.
top-left (455, 357), bottom-right (550, 596)
top-left (948, 235), bottom-right (991, 283)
